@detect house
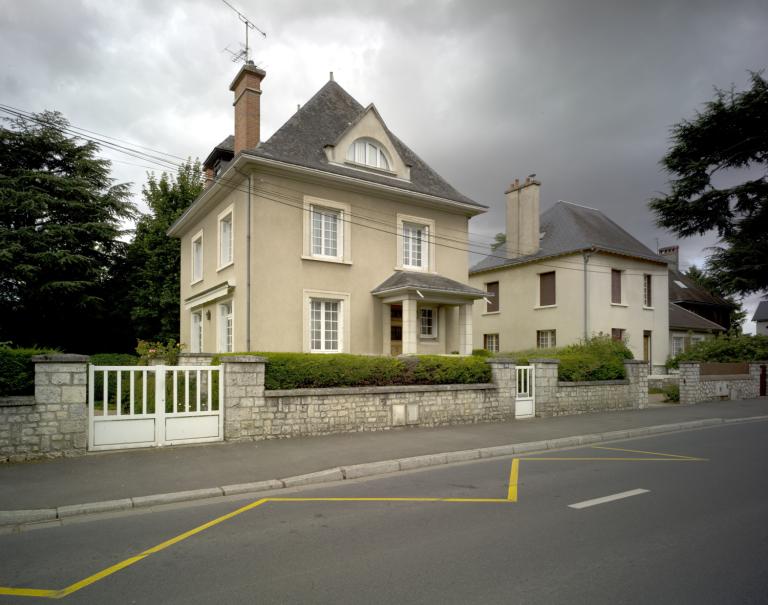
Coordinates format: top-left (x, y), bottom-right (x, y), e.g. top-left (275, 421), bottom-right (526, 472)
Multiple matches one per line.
top-left (468, 178), bottom-right (669, 373)
top-left (168, 63), bottom-right (488, 355)
top-left (752, 301), bottom-right (768, 336)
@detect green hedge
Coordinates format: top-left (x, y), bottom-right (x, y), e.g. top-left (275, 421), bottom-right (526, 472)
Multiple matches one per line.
top-left (89, 353), bottom-right (139, 367)
top-left (667, 334), bottom-right (768, 369)
top-left (216, 353), bottom-right (491, 390)
top-left (503, 336), bottom-right (633, 382)
top-left (0, 346), bottom-right (60, 396)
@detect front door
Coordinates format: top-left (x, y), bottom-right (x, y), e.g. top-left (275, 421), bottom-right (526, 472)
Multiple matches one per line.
top-left (390, 305), bottom-right (402, 356)
top-left (643, 331), bottom-right (652, 372)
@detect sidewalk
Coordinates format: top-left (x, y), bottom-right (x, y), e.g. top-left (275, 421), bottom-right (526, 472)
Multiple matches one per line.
top-left (2, 398), bottom-right (767, 512)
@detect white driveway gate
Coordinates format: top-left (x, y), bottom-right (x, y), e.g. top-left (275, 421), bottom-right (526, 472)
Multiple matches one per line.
top-left (88, 365), bottom-right (223, 451)
top-left (515, 365), bottom-right (535, 418)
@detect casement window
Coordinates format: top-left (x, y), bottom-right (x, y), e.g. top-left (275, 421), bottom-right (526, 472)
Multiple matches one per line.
top-left (310, 299), bottom-right (341, 353)
top-left (538, 272), bottom-right (556, 306)
top-left (643, 274), bottom-right (653, 307)
top-left (346, 138), bottom-right (391, 171)
top-left (403, 222), bottom-right (428, 269)
top-left (191, 231), bottom-right (204, 283)
top-left (486, 281), bottom-right (499, 313)
top-left (612, 328), bottom-right (625, 342)
top-left (311, 205), bottom-right (341, 258)
top-left (671, 336), bottom-right (685, 357)
top-left (218, 301), bottom-right (233, 353)
top-left (191, 311), bottom-right (203, 353)
top-left (484, 333), bottom-right (499, 353)
top-left (419, 307), bottom-right (437, 338)
top-left (218, 208), bottom-right (233, 269)
top-left (611, 269), bottom-right (623, 304)
top-left (536, 329), bottom-right (556, 349)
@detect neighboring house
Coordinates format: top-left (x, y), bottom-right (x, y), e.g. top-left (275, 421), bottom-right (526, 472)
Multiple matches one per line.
top-left (468, 178), bottom-right (669, 373)
top-left (168, 63), bottom-right (487, 355)
top-left (752, 301), bottom-right (768, 336)
top-left (668, 302), bottom-right (726, 357)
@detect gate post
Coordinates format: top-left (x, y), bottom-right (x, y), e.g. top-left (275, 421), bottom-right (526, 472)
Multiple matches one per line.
top-left (487, 358), bottom-right (516, 418)
top-left (529, 358), bottom-right (559, 417)
top-left (220, 355), bottom-right (267, 441)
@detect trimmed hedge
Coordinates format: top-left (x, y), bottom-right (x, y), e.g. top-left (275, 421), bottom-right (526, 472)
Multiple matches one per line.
top-left (89, 353), bottom-right (139, 367)
top-left (667, 334), bottom-right (768, 369)
top-left (0, 346), bottom-right (60, 396)
top-left (216, 353), bottom-right (491, 390)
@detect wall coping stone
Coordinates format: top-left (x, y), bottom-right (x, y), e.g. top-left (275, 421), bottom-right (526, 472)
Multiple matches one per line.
top-left (529, 358), bottom-right (560, 364)
top-left (31, 354), bottom-right (89, 363)
top-left (558, 379), bottom-right (630, 387)
top-left (0, 395), bottom-right (35, 407)
top-left (487, 358), bottom-right (516, 364)
top-left (700, 374), bottom-right (755, 382)
top-left (219, 356), bottom-right (268, 363)
top-left (265, 383), bottom-right (496, 398)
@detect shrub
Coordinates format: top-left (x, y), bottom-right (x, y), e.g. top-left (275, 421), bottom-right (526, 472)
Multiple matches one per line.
top-left (89, 353), bottom-right (139, 366)
top-left (662, 384), bottom-right (680, 403)
top-left (472, 348), bottom-right (492, 357)
top-left (667, 333), bottom-right (768, 369)
top-left (136, 339), bottom-right (184, 365)
top-left (0, 345), bottom-right (60, 396)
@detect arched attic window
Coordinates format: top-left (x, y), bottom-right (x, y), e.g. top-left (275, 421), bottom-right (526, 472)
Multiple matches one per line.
top-left (346, 138), bottom-right (391, 171)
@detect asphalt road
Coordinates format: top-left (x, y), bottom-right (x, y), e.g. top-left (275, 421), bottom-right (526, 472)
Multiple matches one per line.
top-left (2, 421), bottom-right (767, 604)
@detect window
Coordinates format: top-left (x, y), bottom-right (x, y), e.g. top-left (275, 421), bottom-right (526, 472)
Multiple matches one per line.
top-left (539, 272), bottom-right (556, 306)
top-left (611, 269), bottom-right (623, 304)
top-left (403, 222), bottom-right (428, 269)
top-left (671, 336), bottom-right (685, 357)
top-left (484, 334), bottom-right (499, 353)
top-left (311, 205), bottom-right (341, 258)
top-left (218, 302), bottom-right (233, 353)
top-left (643, 274), bottom-right (652, 307)
top-left (537, 329), bottom-right (556, 348)
top-left (191, 312), bottom-right (203, 353)
top-left (191, 232), bottom-right (203, 283)
top-left (346, 138), bottom-right (391, 170)
top-left (612, 328), bottom-right (625, 342)
top-left (218, 209), bottom-right (233, 268)
top-left (420, 307), bottom-right (437, 338)
top-left (486, 281), bottom-right (499, 313)
top-left (310, 299), bottom-right (341, 352)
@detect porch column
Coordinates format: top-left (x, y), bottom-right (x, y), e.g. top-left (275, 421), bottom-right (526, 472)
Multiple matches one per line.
top-left (382, 303), bottom-right (391, 355)
top-left (458, 303), bottom-right (473, 355)
top-left (402, 298), bottom-right (418, 355)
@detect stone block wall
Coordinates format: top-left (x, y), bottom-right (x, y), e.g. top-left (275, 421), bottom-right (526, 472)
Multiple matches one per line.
top-left (0, 355), bottom-right (88, 462)
top-left (679, 361), bottom-right (765, 405)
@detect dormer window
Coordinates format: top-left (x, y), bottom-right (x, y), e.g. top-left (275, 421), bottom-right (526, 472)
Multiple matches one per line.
top-left (346, 138), bottom-right (391, 171)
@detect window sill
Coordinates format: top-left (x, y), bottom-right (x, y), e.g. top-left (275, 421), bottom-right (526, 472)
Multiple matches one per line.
top-left (217, 261), bottom-right (234, 272)
top-left (643, 306), bottom-right (654, 310)
top-left (302, 255), bottom-right (352, 265)
top-left (534, 305), bottom-right (557, 310)
top-left (419, 336), bottom-right (438, 340)
top-left (395, 265), bottom-right (432, 273)
top-left (610, 303), bottom-right (628, 308)
top-left (190, 278), bottom-right (204, 286)
top-left (310, 349), bottom-right (342, 354)
top-left (483, 311), bottom-right (500, 316)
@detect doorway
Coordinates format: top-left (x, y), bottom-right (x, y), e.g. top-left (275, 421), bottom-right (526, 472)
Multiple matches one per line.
top-left (390, 304), bottom-right (402, 356)
top-left (643, 331), bottom-right (652, 372)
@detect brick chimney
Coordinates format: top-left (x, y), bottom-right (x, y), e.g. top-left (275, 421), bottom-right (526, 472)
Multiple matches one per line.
top-left (229, 61), bottom-right (266, 154)
top-left (658, 245), bottom-right (679, 269)
top-left (505, 175), bottom-right (541, 257)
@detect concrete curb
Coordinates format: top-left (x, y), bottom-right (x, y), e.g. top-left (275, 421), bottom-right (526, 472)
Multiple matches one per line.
top-left (2, 415), bottom-right (766, 528)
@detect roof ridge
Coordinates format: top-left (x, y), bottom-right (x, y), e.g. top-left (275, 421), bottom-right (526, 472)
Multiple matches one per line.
top-left (556, 199), bottom-right (601, 211)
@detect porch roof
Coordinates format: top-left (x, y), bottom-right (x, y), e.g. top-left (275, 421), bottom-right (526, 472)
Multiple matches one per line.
top-left (371, 271), bottom-right (487, 299)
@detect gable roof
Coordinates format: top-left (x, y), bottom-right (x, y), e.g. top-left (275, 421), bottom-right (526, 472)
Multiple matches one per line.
top-left (371, 271), bottom-right (487, 298)
top-left (240, 80), bottom-right (483, 209)
top-left (668, 268), bottom-right (733, 307)
top-left (470, 201), bottom-right (665, 274)
top-left (669, 303), bottom-right (726, 332)
top-left (753, 301), bottom-right (768, 322)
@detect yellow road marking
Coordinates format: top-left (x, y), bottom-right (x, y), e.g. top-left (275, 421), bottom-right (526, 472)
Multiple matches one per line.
top-left (523, 457), bottom-right (706, 462)
top-left (268, 497), bottom-right (510, 503)
top-left (0, 587), bottom-right (59, 598)
top-left (590, 445), bottom-right (703, 460)
top-left (507, 459), bottom-right (519, 502)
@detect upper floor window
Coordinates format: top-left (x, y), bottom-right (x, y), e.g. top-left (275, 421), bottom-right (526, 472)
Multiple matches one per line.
top-left (218, 208), bottom-right (233, 269)
top-left (611, 269), bottom-right (623, 304)
top-left (539, 271), bottom-right (556, 306)
top-left (191, 231), bottom-right (203, 284)
top-left (403, 222), bottom-right (428, 269)
top-left (486, 281), bottom-right (499, 313)
top-left (346, 138), bottom-right (391, 170)
top-left (643, 274), bottom-right (652, 307)
top-left (311, 205), bottom-right (341, 259)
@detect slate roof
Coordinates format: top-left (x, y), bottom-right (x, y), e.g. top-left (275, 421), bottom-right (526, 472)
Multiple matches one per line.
top-left (371, 271), bottom-right (487, 298)
top-left (227, 80), bottom-right (482, 209)
top-left (752, 301), bottom-right (768, 322)
top-left (667, 268), bottom-right (732, 307)
top-left (669, 303), bottom-right (726, 332)
top-left (470, 201), bottom-right (665, 274)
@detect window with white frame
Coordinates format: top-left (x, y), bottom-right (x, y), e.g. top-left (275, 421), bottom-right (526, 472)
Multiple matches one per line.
top-left (310, 299), bottom-right (341, 352)
top-left (537, 329), bottom-right (556, 349)
top-left (191, 311), bottom-right (203, 353)
top-left (346, 138), bottom-right (391, 171)
top-left (671, 336), bottom-right (684, 357)
top-left (420, 307), bottom-right (437, 338)
top-left (191, 232), bottom-right (203, 283)
top-left (311, 205), bottom-right (341, 258)
top-left (218, 301), bottom-right (233, 353)
top-left (484, 333), bottom-right (499, 353)
top-left (403, 222), bottom-right (428, 269)
top-left (218, 209), bottom-right (233, 268)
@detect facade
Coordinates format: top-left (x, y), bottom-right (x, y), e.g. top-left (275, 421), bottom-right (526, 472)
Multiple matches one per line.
top-left (169, 64), bottom-right (487, 356)
top-left (752, 301), bottom-right (768, 336)
top-left (469, 178), bottom-right (669, 372)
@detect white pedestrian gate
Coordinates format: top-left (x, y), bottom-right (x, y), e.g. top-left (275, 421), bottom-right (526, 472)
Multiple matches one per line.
top-left (515, 365), bottom-right (535, 418)
top-left (88, 365), bottom-right (223, 451)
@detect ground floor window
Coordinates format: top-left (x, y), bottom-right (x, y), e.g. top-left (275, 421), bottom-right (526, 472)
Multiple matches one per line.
top-left (671, 336), bottom-right (684, 357)
top-left (536, 329), bottom-right (556, 349)
top-left (484, 333), bottom-right (499, 353)
top-left (311, 299), bottom-right (341, 352)
top-left (419, 307), bottom-right (437, 338)
top-left (218, 301), bottom-right (233, 353)
top-left (191, 311), bottom-right (203, 353)
top-left (611, 328), bottom-right (625, 342)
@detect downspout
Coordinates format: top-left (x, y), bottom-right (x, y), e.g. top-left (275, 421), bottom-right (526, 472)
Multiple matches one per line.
top-left (582, 248), bottom-right (595, 341)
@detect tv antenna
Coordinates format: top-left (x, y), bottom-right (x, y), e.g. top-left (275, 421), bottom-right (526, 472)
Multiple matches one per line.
top-left (221, 0), bottom-right (266, 63)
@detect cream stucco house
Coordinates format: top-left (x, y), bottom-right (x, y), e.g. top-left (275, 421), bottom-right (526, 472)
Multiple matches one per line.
top-left (168, 63), bottom-right (487, 355)
top-left (469, 178), bottom-right (670, 373)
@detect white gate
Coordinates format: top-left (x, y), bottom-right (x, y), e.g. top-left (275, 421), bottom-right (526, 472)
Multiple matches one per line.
top-left (88, 365), bottom-right (223, 452)
top-left (515, 365), bottom-right (535, 418)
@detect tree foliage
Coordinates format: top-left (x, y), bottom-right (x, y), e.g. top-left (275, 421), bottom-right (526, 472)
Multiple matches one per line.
top-left (650, 72), bottom-right (768, 297)
top-left (491, 232), bottom-right (506, 251)
top-left (0, 111), bottom-right (134, 351)
top-left (684, 264), bottom-right (746, 330)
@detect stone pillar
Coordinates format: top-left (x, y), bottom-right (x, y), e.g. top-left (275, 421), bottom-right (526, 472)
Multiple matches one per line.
top-left (678, 362), bottom-right (701, 405)
top-left (220, 355), bottom-right (267, 441)
top-left (32, 354), bottom-right (89, 457)
top-left (529, 358), bottom-right (559, 417)
top-left (458, 303), bottom-right (473, 355)
top-left (749, 361), bottom-right (767, 398)
top-left (623, 360), bottom-right (648, 409)
top-left (382, 303), bottom-right (391, 355)
top-left (487, 358), bottom-right (516, 417)
top-left (402, 298), bottom-right (418, 355)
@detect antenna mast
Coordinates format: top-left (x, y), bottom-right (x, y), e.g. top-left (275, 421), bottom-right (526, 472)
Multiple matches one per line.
top-left (221, 0), bottom-right (266, 63)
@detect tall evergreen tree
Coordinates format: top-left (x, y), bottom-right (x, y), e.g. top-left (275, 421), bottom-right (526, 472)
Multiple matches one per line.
top-left (0, 111), bottom-right (134, 351)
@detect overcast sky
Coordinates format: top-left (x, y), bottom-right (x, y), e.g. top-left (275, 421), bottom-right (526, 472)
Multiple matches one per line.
top-left (1, 0), bottom-right (766, 330)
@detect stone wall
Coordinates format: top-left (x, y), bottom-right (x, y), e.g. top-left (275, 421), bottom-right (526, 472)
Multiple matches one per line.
top-left (0, 355), bottom-right (88, 463)
top-left (679, 361), bottom-right (766, 405)
top-left (531, 359), bottom-right (648, 417)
